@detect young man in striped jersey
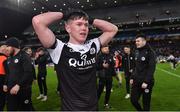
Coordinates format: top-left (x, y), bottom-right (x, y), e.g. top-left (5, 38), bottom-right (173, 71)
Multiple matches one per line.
top-left (32, 9), bottom-right (118, 110)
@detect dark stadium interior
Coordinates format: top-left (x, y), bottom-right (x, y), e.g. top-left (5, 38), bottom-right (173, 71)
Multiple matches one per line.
top-left (0, 0), bottom-right (180, 56)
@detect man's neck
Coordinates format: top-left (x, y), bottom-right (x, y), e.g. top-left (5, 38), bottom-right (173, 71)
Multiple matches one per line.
top-left (68, 36), bottom-right (85, 45)
top-left (68, 40), bottom-right (84, 45)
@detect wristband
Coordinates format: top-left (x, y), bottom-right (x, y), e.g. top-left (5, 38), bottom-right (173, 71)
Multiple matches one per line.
top-left (89, 17), bottom-right (95, 25)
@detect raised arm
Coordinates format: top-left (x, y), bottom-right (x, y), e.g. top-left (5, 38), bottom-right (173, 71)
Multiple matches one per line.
top-left (92, 19), bottom-right (118, 47)
top-left (32, 12), bottom-right (63, 48)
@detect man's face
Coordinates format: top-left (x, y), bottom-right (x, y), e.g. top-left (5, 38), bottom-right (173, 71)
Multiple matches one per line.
top-left (0, 45), bottom-right (7, 54)
top-left (26, 48), bottom-right (32, 56)
top-left (65, 18), bottom-right (89, 44)
top-left (39, 50), bottom-right (44, 55)
top-left (0, 45), bottom-right (10, 56)
top-left (101, 46), bottom-right (109, 54)
top-left (114, 51), bottom-right (119, 56)
top-left (6, 46), bottom-right (14, 56)
top-left (124, 47), bottom-right (130, 54)
top-left (135, 37), bottom-right (146, 48)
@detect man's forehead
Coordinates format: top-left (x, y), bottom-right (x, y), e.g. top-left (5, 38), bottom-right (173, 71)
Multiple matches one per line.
top-left (69, 18), bottom-right (88, 23)
top-left (124, 47), bottom-right (130, 49)
top-left (136, 37), bottom-right (143, 41)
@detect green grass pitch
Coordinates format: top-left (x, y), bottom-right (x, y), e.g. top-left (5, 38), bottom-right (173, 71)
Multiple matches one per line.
top-left (31, 63), bottom-right (180, 111)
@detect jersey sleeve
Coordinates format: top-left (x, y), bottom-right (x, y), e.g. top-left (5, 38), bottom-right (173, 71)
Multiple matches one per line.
top-left (91, 38), bottom-right (101, 53)
top-left (47, 39), bottom-right (65, 64)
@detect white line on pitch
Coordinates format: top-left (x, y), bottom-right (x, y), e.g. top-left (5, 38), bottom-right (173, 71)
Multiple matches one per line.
top-left (157, 67), bottom-right (180, 78)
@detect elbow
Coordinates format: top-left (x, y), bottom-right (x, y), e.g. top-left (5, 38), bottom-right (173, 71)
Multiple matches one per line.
top-left (114, 25), bottom-right (118, 32)
top-left (112, 25), bottom-right (118, 35)
top-left (32, 16), bottom-right (42, 28)
top-left (32, 16), bottom-right (39, 27)
top-left (114, 25), bottom-right (118, 33)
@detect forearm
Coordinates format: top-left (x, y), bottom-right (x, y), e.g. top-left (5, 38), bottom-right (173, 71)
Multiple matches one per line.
top-left (93, 19), bottom-right (118, 46)
top-left (32, 12), bottom-right (63, 27)
top-left (93, 19), bottom-right (118, 33)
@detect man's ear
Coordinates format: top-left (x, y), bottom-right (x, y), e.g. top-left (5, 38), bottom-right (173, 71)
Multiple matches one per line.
top-left (65, 23), bottom-right (71, 33)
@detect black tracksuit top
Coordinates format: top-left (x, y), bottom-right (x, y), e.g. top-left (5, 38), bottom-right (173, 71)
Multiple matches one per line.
top-left (97, 52), bottom-right (115, 78)
top-left (5, 51), bottom-right (33, 89)
top-left (132, 44), bottom-right (156, 84)
top-left (36, 54), bottom-right (47, 76)
top-left (122, 53), bottom-right (135, 74)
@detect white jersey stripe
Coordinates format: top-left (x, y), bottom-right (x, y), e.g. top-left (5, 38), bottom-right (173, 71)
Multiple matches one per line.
top-left (47, 39), bottom-right (64, 64)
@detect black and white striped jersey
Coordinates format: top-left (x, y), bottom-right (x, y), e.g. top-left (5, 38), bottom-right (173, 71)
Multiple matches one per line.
top-left (48, 38), bottom-right (100, 110)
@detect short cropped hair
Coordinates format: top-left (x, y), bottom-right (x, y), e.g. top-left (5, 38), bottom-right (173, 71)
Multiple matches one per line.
top-left (37, 47), bottom-right (45, 52)
top-left (135, 33), bottom-right (146, 40)
top-left (64, 9), bottom-right (89, 22)
top-left (22, 47), bottom-right (31, 52)
top-left (124, 45), bottom-right (130, 48)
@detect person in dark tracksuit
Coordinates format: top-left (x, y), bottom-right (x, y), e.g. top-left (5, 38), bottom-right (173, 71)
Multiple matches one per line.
top-left (130, 34), bottom-right (156, 111)
top-left (23, 47), bottom-right (37, 83)
top-left (3, 37), bottom-right (34, 111)
top-left (97, 46), bottom-right (116, 109)
top-left (23, 47), bottom-right (37, 110)
top-left (35, 47), bottom-right (48, 101)
top-left (122, 46), bottom-right (135, 99)
top-left (0, 44), bottom-right (8, 111)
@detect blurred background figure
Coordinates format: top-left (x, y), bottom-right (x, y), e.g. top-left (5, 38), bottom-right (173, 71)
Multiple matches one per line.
top-left (0, 43), bottom-right (8, 111)
top-left (4, 37), bottom-right (34, 111)
top-left (122, 46), bottom-right (135, 99)
top-left (167, 53), bottom-right (177, 69)
top-left (35, 47), bottom-right (48, 101)
top-left (113, 50), bottom-right (123, 87)
top-left (130, 35), bottom-right (156, 111)
top-left (97, 46), bottom-right (116, 109)
top-left (23, 47), bottom-right (37, 84)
